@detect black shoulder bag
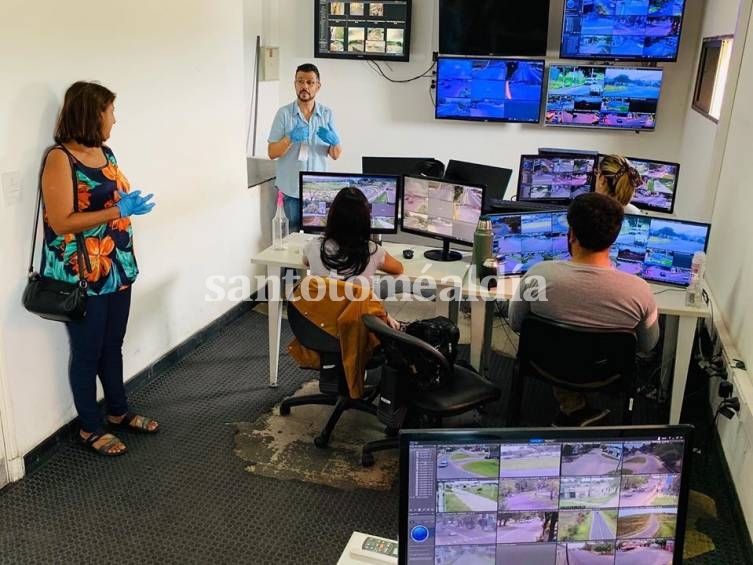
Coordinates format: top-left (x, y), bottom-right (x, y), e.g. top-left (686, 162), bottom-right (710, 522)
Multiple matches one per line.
top-left (22, 146), bottom-right (91, 322)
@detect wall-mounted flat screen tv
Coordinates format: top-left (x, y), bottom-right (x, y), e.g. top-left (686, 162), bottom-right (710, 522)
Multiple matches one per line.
top-left (436, 57), bottom-right (545, 123)
top-left (561, 0), bottom-right (687, 62)
top-left (545, 64), bottom-right (663, 130)
top-left (315, 0), bottom-right (411, 61)
top-left (439, 0), bottom-right (551, 57)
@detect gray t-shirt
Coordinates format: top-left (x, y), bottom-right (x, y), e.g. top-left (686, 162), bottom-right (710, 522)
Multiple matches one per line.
top-left (508, 260), bottom-right (660, 352)
top-left (303, 238), bottom-right (386, 283)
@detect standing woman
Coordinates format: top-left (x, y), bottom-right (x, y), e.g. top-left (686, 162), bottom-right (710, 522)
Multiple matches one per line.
top-left (595, 154), bottom-right (643, 214)
top-left (41, 81), bottom-right (158, 456)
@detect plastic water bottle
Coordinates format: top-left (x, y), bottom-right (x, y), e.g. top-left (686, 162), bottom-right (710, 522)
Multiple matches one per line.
top-left (272, 192), bottom-right (289, 250)
top-left (685, 251), bottom-right (706, 306)
top-left (472, 215), bottom-right (493, 279)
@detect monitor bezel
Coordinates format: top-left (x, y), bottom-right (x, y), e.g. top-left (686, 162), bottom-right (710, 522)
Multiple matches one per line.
top-left (609, 155), bottom-right (681, 214)
top-left (399, 425), bottom-right (694, 565)
top-left (516, 153), bottom-right (597, 203)
top-left (298, 171), bottom-right (401, 235)
top-left (558, 0), bottom-right (687, 63)
top-left (544, 64), bottom-right (664, 132)
top-left (313, 0), bottom-right (412, 62)
top-left (434, 56), bottom-right (547, 124)
top-left (400, 174), bottom-right (486, 247)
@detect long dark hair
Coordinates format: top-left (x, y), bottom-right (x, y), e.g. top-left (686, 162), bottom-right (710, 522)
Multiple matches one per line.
top-left (54, 81), bottom-right (116, 147)
top-left (321, 186), bottom-right (374, 277)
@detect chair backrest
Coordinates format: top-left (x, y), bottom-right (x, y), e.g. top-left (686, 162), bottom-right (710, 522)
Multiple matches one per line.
top-left (518, 314), bottom-right (637, 390)
top-left (362, 315), bottom-right (451, 388)
top-left (287, 301), bottom-right (341, 354)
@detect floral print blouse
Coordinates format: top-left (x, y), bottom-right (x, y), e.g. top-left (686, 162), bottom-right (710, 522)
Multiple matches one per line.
top-left (41, 145), bottom-right (138, 296)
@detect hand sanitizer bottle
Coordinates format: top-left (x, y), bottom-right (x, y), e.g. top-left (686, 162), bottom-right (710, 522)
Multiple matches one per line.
top-left (685, 251), bottom-right (706, 306)
top-left (272, 192), bottom-right (289, 250)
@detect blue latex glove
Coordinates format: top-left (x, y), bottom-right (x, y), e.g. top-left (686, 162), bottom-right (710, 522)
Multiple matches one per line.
top-left (317, 126), bottom-right (340, 146)
top-left (116, 190), bottom-right (156, 217)
top-left (288, 124), bottom-right (309, 143)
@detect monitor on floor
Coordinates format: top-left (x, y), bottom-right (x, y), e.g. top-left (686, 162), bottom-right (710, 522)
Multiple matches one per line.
top-left (399, 425), bottom-right (693, 565)
top-left (488, 211), bottom-right (711, 286)
top-left (299, 172), bottom-right (400, 234)
top-left (517, 153), bottom-right (597, 203)
top-left (400, 175), bottom-right (485, 262)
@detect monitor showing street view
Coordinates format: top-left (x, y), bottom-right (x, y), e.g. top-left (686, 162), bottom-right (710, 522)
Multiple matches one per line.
top-left (517, 154), bottom-right (597, 201)
top-left (615, 156), bottom-right (680, 213)
top-left (401, 427), bottom-right (692, 565)
top-left (546, 65), bottom-right (663, 130)
top-left (436, 57), bottom-right (545, 123)
top-left (561, 0), bottom-right (687, 62)
top-left (299, 172), bottom-right (399, 234)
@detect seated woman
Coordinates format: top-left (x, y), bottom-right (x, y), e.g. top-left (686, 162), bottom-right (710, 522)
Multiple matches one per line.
top-left (595, 154), bottom-right (643, 214)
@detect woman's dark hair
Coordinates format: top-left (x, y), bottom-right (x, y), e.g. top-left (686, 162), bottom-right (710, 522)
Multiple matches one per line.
top-left (54, 81), bottom-right (116, 147)
top-left (567, 193), bottom-right (624, 252)
top-left (320, 186), bottom-right (374, 277)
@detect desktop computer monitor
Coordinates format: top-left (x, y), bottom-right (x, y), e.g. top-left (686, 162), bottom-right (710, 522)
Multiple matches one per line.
top-left (401, 175), bottom-right (485, 262)
top-left (399, 425), bottom-right (694, 565)
top-left (539, 147), bottom-right (599, 158)
top-left (443, 159), bottom-right (513, 214)
top-left (488, 211), bottom-right (711, 286)
top-left (362, 156), bottom-right (445, 179)
top-left (602, 155), bottom-right (681, 214)
top-left (517, 153), bottom-right (597, 203)
top-left (299, 172), bottom-right (400, 234)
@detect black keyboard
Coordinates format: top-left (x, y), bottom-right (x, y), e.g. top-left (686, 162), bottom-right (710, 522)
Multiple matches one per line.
top-left (490, 200), bottom-right (568, 213)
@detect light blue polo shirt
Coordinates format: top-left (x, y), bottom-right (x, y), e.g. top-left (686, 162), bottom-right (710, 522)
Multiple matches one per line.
top-left (267, 100), bottom-right (337, 198)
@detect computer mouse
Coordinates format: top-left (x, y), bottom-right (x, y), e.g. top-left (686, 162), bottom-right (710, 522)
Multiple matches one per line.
top-left (403, 249), bottom-right (414, 259)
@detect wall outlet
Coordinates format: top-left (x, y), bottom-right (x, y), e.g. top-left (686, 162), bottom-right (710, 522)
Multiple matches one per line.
top-left (1, 171), bottom-right (21, 206)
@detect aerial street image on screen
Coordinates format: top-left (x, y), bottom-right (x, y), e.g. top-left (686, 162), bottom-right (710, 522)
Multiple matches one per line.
top-left (489, 212), bottom-right (570, 276)
top-left (405, 435), bottom-right (687, 564)
top-left (546, 65), bottom-right (663, 130)
top-left (301, 174), bottom-right (397, 231)
top-left (518, 155), bottom-right (596, 200)
top-left (402, 176), bottom-right (483, 243)
top-left (561, 0), bottom-right (686, 61)
top-left (626, 158), bottom-right (679, 212)
top-left (436, 58), bottom-right (545, 123)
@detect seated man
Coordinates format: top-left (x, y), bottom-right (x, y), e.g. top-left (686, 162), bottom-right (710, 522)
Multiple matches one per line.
top-left (508, 193), bottom-right (659, 426)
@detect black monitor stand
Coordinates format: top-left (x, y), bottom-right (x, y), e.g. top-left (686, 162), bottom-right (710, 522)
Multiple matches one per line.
top-left (423, 239), bottom-right (462, 262)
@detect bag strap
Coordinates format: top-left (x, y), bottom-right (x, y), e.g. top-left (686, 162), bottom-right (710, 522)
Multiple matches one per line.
top-left (28, 145), bottom-right (91, 283)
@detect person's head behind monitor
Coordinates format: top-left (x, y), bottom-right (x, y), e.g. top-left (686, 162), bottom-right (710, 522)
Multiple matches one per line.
top-left (596, 154), bottom-right (643, 207)
top-left (321, 186), bottom-right (372, 277)
top-left (567, 193), bottom-right (624, 265)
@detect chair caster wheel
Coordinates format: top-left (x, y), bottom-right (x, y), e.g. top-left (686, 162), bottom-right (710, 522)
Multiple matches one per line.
top-left (361, 452), bottom-right (374, 467)
top-left (280, 404), bottom-right (291, 416)
top-left (314, 435), bottom-right (329, 449)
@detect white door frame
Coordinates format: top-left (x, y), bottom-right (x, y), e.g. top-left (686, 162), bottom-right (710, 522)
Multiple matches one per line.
top-left (0, 326), bottom-right (24, 485)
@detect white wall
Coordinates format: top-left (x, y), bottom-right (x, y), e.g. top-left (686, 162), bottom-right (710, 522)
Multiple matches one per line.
top-left (676, 0), bottom-right (744, 221)
top-left (269, 0), bottom-right (705, 207)
top-left (0, 0), bottom-right (263, 457)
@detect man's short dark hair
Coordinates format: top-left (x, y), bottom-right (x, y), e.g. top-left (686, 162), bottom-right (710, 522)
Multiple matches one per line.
top-left (54, 81), bottom-right (116, 147)
top-left (567, 193), bottom-right (624, 252)
top-left (296, 63), bottom-right (320, 81)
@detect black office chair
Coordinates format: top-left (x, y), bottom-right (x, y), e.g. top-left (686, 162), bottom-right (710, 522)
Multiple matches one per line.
top-left (360, 315), bottom-right (502, 466)
top-left (507, 314), bottom-right (638, 427)
top-left (279, 303), bottom-right (380, 448)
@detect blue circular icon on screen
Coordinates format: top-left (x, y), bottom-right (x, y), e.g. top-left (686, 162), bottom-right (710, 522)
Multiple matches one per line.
top-left (411, 525), bottom-right (429, 543)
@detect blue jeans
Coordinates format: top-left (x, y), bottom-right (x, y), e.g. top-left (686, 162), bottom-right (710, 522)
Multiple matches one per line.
top-left (282, 193), bottom-right (301, 233)
top-left (65, 288), bottom-right (132, 434)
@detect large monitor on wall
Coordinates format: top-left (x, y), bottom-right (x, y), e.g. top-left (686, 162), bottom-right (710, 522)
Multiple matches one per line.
top-left (488, 210), bottom-right (711, 286)
top-left (613, 155), bottom-right (681, 214)
top-left (400, 426), bottom-right (694, 565)
top-left (517, 153), bottom-right (597, 203)
top-left (438, 0), bottom-right (551, 57)
top-left (299, 172), bottom-right (399, 234)
top-left (314, 0), bottom-right (412, 61)
top-left (436, 57), bottom-right (545, 123)
top-left (401, 175), bottom-right (485, 261)
top-left (443, 159), bottom-right (513, 214)
top-left (561, 0), bottom-right (687, 62)
top-left (545, 65), bottom-right (663, 130)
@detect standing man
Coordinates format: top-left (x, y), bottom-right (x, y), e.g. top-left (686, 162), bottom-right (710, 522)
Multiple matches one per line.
top-left (508, 193), bottom-right (659, 427)
top-left (268, 63), bottom-right (342, 232)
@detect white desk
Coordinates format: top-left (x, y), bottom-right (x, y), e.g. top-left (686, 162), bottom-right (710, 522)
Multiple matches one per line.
top-left (460, 273), bottom-right (710, 425)
top-left (251, 233), bottom-right (470, 386)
